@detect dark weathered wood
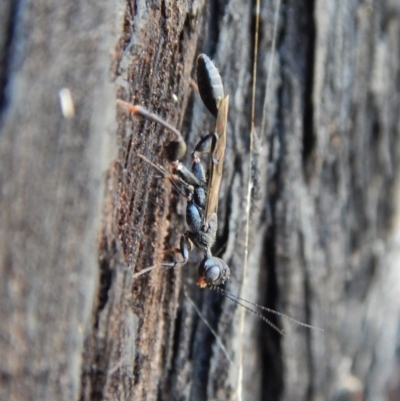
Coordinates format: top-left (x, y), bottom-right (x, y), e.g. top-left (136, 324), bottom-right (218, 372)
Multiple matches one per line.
top-left (1, 0), bottom-right (400, 401)
top-left (0, 0), bottom-right (116, 401)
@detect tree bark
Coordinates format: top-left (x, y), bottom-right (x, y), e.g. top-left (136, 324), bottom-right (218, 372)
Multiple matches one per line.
top-left (1, 1), bottom-right (400, 401)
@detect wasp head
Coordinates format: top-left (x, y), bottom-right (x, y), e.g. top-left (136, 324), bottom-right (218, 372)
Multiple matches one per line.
top-left (196, 256), bottom-right (230, 288)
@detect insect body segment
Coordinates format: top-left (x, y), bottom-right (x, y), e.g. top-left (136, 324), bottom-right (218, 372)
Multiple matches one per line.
top-left (197, 54), bottom-right (225, 117)
top-left (197, 256), bottom-right (230, 288)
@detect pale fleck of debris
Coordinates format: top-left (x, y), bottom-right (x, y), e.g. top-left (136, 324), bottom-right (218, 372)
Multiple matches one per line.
top-left (58, 88), bottom-right (75, 119)
top-left (172, 93), bottom-right (178, 102)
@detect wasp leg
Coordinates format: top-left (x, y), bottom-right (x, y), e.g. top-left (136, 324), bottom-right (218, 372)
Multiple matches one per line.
top-left (165, 235), bottom-right (193, 268)
top-left (192, 133), bottom-right (216, 157)
top-left (171, 161), bottom-right (204, 187)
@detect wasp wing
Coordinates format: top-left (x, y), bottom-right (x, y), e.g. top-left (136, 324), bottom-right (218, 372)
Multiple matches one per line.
top-left (204, 95), bottom-right (229, 224)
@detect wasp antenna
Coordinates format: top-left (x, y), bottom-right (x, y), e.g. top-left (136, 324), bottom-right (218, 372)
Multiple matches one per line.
top-left (210, 286), bottom-right (286, 336)
top-left (137, 154), bottom-right (193, 197)
top-left (117, 100), bottom-right (187, 159)
top-left (117, 100), bottom-right (183, 140)
top-left (132, 265), bottom-right (159, 279)
top-left (213, 286), bottom-right (324, 332)
top-left (137, 154), bottom-right (168, 175)
top-left (132, 261), bottom-right (180, 279)
top-left (183, 285), bottom-right (233, 363)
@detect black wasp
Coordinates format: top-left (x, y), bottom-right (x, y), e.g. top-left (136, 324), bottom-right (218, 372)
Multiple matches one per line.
top-left (118, 55), bottom-right (319, 334)
top-left (118, 54), bottom-right (230, 289)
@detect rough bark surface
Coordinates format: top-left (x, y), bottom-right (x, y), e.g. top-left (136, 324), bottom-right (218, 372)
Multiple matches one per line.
top-left (1, 1), bottom-right (400, 401)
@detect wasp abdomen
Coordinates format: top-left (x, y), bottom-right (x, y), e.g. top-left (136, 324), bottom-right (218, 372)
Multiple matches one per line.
top-left (197, 54), bottom-right (224, 117)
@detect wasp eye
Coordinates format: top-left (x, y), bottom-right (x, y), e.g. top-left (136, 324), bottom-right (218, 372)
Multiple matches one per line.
top-left (197, 257), bottom-right (230, 288)
top-left (205, 265), bottom-right (221, 283)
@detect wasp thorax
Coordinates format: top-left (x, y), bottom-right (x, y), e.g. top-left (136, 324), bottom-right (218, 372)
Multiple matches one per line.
top-left (197, 256), bottom-right (230, 288)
